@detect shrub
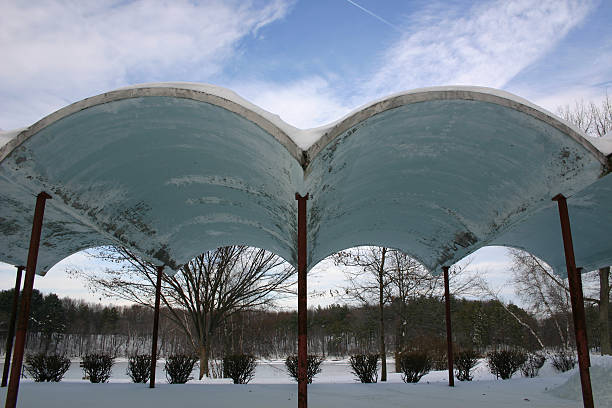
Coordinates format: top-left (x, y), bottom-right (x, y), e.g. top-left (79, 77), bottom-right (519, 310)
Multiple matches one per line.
top-left (551, 349), bottom-right (576, 372)
top-left (349, 354), bottom-right (379, 383)
top-left (126, 354), bottom-right (152, 383)
top-left (428, 339), bottom-right (449, 371)
top-left (24, 353), bottom-right (71, 382)
top-left (403, 335), bottom-right (447, 371)
top-left (164, 354), bottom-right (197, 384)
top-left (222, 354), bottom-right (257, 384)
top-left (454, 350), bottom-right (479, 382)
top-left (487, 349), bottom-right (527, 380)
top-left (285, 355), bottom-right (324, 384)
top-left (82, 353), bottom-right (114, 383)
top-left (521, 352), bottom-right (546, 378)
top-left (398, 351), bottom-right (432, 383)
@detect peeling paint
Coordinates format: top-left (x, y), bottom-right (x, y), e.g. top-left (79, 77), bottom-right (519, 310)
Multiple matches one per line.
top-left (0, 89), bottom-right (610, 278)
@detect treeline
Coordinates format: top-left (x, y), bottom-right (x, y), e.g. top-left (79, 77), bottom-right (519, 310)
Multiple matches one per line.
top-left (0, 289), bottom-right (607, 358)
top-left (0, 289), bottom-right (190, 357)
top-left (219, 297), bottom-right (601, 358)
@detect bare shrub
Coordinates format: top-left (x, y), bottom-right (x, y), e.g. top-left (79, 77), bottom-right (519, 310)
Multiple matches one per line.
top-left (349, 354), bottom-right (379, 383)
top-left (521, 352), bottom-right (546, 378)
top-left (454, 350), bottom-right (479, 381)
top-left (551, 349), bottom-right (576, 373)
top-left (399, 351), bottom-right (432, 383)
top-left (25, 354), bottom-right (71, 382)
top-left (487, 349), bottom-right (527, 379)
top-left (222, 354), bottom-right (257, 384)
top-left (285, 355), bottom-right (324, 384)
top-left (126, 354), bottom-right (152, 383)
top-left (164, 354), bottom-right (197, 384)
top-left (82, 353), bottom-right (114, 383)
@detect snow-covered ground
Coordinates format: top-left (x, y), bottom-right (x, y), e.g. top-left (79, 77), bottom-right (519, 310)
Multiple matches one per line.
top-left (2, 355), bottom-right (611, 407)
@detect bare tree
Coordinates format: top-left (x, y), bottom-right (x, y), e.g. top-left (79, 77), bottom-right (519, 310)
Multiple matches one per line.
top-left (508, 249), bottom-right (609, 351)
top-left (387, 252), bottom-right (478, 350)
top-left (74, 246), bottom-right (294, 379)
top-left (508, 249), bottom-right (571, 347)
top-left (334, 246), bottom-right (393, 381)
top-left (386, 251), bottom-right (437, 351)
top-left (333, 246), bottom-right (478, 379)
top-left (557, 92), bottom-right (611, 138)
top-left (476, 276), bottom-right (545, 349)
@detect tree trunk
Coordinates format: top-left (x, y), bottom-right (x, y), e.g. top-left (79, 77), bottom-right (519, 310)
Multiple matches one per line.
top-left (379, 248), bottom-right (387, 382)
top-left (198, 341), bottom-right (210, 379)
top-left (599, 267), bottom-right (611, 355)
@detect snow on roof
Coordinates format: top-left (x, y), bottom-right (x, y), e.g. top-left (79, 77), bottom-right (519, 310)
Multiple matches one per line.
top-left (1, 83), bottom-right (608, 161)
top-left (587, 130), bottom-right (612, 156)
top-left (0, 83), bottom-right (610, 276)
top-left (0, 128), bottom-right (26, 150)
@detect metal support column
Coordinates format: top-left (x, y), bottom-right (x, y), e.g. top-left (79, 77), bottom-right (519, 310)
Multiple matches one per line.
top-left (296, 193), bottom-right (309, 408)
top-left (443, 266), bottom-right (454, 387)
top-left (576, 268), bottom-right (591, 366)
top-left (5, 192), bottom-right (51, 408)
top-left (1, 266), bottom-right (24, 387)
top-left (553, 193), bottom-right (593, 408)
top-left (149, 265), bottom-right (164, 389)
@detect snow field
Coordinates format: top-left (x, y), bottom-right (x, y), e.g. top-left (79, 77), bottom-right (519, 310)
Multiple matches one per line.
top-left (4, 355), bottom-right (612, 407)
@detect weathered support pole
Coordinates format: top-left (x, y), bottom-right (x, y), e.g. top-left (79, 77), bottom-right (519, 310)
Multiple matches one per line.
top-left (442, 266), bottom-right (454, 387)
top-left (296, 193), bottom-right (309, 408)
top-left (5, 192), bottom-right (51, 408)
top-left (576, 267), bottom-right (591, 368)
top-left (1, 266), bottom-right (24, 388)
top-left (553, 194), bottom-right (593, 408)
top-left (599, 267), bottom-right (611, 355)
top-left (149, 265), bottom-right (164, 389)
top-left (378, 248), bottom-right (387, 382)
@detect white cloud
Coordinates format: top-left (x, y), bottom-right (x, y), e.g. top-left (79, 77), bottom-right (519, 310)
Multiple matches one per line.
top-left (0, 0), bottom-right (293, 129)
top-left (366, 0), bottom-right (596, 97)
top-left (225, 1), bottom-right (601, 133)
top-left (0, 252), bottom-right (133, 305)
top-left (231, 76), bottom-right (352, 128)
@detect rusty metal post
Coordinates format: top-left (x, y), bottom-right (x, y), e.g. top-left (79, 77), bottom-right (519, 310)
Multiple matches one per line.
top-left (576, 267), bottom-right (591, 367)
top-left (553, 194), bottom-right (593, 408)
top-left (296, 193), bottom-right (309, 408)
top-left (443, 266), bottom-right (454, 387)
top-left (1, 266), bottom-right (24, 388)
top-left (149, 265), bottom-right (164, 389)
top-left (5, 192), bottom-right (51, 408)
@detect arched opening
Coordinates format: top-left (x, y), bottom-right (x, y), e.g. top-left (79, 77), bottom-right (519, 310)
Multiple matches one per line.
top-left (1, 83), bottom-right (608, 407)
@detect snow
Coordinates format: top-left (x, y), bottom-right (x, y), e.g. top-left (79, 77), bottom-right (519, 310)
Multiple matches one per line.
top-left (0, 128), bottom-right (26, 149)
top-left (111, 83), bottom-right (612, 156)
top-left (116, 82), bottom-right (305, 148)
top-left (587, 131), bottom-right (612, 156)
top-left (551, 355), bottom-right (612, 406)
top-left (3, 83), bottom-right (607, 154)
top-left (1, 82), bottom-right (609, 276)
top-left (1, 357), bottom-right (605, 408)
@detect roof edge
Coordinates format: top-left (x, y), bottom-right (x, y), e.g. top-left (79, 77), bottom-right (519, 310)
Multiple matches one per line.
top-left (2, 84), bottom-right (608, 175)
top-left (304, 87), bottom-right (609, 174)
top-left (0, 83), bottom-right (303, 164)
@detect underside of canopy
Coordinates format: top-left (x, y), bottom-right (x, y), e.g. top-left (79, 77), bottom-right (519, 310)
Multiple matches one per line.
top-left (0, 83), bottom-right (610, 276)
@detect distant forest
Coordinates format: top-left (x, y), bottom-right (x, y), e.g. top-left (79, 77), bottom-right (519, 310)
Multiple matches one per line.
top-left (0, 289), bottom-right (608, 359)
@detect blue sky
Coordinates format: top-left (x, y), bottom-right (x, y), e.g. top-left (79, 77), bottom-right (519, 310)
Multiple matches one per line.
top-left (0, 0), bottom-right (610, 307)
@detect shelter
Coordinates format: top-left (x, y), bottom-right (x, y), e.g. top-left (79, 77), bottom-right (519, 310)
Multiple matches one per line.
top-left (1, 83), bottom-right (611, 408)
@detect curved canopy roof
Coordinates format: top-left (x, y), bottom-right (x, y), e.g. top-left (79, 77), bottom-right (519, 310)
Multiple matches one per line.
top-left (0, 83), bottom-right (610, 276)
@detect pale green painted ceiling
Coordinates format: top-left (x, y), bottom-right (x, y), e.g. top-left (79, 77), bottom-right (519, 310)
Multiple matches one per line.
top-left (0, 84), bottom-right (609, 276)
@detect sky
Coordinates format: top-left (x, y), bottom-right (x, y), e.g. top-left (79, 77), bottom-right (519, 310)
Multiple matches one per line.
top-left (0, 0), bottom-right (611, 308)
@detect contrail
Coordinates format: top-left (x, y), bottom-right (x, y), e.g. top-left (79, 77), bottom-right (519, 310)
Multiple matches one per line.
top-left (343, 0), bottom-right (404, 33)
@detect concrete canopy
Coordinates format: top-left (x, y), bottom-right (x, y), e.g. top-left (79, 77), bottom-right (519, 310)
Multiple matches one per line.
top-left (0, 83), bottom-right (610, 276)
